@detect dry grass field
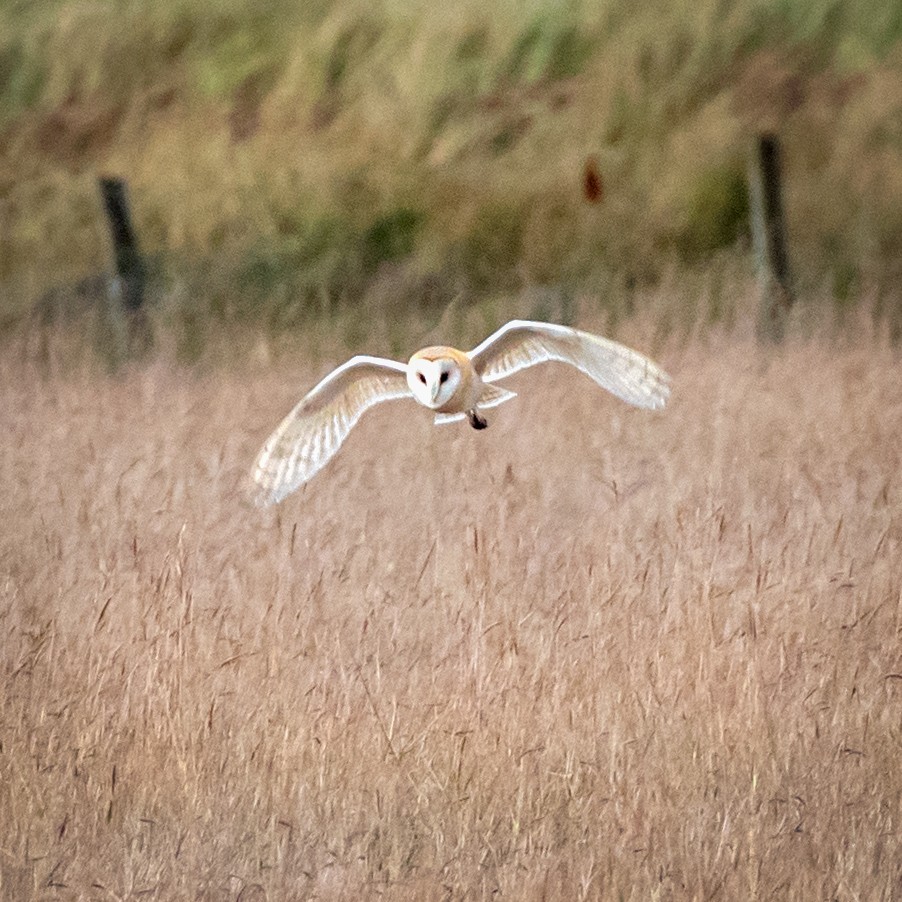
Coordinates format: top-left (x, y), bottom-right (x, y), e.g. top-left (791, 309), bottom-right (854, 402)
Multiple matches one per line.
top-left (2, 316), bottom-right (901, 899)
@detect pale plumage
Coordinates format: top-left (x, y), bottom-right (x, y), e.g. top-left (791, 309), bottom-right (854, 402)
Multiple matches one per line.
top-left (251, 320), bottom-right (670, 504)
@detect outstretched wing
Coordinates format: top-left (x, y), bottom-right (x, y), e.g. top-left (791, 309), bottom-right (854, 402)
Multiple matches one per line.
top-left (251, 356), bottom-right (411, 505)
top-left (468, 320), bottom-right (670, 410)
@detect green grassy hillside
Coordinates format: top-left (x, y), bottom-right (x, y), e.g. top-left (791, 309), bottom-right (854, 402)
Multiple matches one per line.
top-left (2, 0), bottom-right (900, 332)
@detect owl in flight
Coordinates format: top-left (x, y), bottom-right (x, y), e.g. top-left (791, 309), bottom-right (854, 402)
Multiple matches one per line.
top-left (252, 320), bottom-right (670, 504)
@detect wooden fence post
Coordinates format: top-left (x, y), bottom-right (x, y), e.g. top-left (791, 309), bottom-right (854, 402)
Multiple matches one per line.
top-left (748, 135), bottom-right (793, 341)
top-left (99, 177), bottom-right (146, 312)
top-left (98, 177), bottom-right (150, 357)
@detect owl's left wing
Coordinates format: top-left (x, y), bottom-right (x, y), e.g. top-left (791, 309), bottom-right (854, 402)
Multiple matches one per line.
top-left (251, 356), bottom-right (411, 505)
top-left (468, 320), bottom-right (670, 410)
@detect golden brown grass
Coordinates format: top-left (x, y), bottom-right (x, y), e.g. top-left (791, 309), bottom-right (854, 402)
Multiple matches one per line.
top-left (2, 316), bottom-right (902, 899)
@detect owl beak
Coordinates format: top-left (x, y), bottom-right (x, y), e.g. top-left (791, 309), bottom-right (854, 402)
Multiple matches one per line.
top-left (430, 380), bottom-right (441, 403)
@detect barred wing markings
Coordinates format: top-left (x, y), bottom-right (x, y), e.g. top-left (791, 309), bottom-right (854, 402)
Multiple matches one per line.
top-left (252, 356), bottom-right (411, 505)
top-left (469, 320), bottom-right (670, 410)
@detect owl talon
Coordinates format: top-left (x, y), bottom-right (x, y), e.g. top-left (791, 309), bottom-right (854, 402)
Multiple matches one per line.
top-left (467, 410), bottom-right (488, 430)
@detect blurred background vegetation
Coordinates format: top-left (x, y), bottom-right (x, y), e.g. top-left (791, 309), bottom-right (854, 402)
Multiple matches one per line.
top-left (1, 0), bottom-right (900, 349)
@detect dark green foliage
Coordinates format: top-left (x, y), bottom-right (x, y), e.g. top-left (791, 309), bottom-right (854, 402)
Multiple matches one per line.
top-left (676, 164), bottom-right (750, 261)
top-left (501, 17), bottom-right (595, 83)
top-left (324, 17), bottom-right (383, 91)
top-left (0, 38), bottom-right (44, 124)
top-left (456, 27), bottom-right (489, 63)
top-left (447, 204), bottom-right (524, 294)
top-left (362, 208), bottom-right (421, 271)
top-left (208, 208), bottom-right (423, 329)
top-left (830, 254), bottom-right (859, 307)
top-left (233, 217), bottom-right (363, 320)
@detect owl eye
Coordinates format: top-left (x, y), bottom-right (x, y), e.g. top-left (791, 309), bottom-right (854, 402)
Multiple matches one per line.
top-left (440, 371), bottom-right (449, 384)
top-left (417, 372), bottom-right (427, 384)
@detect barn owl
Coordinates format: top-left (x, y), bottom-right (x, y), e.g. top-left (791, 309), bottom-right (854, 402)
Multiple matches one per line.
top-left (252, 320), bottom-right (670, 504)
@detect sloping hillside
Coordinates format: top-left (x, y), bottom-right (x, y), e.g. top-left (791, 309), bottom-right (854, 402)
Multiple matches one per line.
top-left (2, 0), bottom-right (900, 328)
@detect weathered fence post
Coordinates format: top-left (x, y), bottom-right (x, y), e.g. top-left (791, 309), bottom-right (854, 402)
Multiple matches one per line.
top-left (98, 176), bottom-right (150, 357)
top-left (748, 135), bottom-right (793, 341)
top-left (99, 177), bottom-right (146, 312)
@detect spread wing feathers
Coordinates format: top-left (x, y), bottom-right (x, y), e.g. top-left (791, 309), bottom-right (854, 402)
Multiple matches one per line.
top-left (434, 384), bottom-right (517, 426)
top-left (251, 356), bottom-right (411, 505)
top-left (478, 382), bottom-right (518, 408)
top-left (468, 320), bottom-right (670, 410)
top-left (433, 411), bottom-right (467, 426)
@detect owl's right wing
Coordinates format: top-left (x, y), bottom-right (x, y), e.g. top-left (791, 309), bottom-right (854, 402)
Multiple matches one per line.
top-left (251, 356), bottom-right (411, 505)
